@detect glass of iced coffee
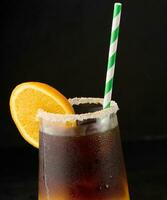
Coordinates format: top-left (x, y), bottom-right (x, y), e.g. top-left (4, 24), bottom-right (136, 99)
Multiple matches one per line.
top-left (38, 98), bottom-right (130, 200)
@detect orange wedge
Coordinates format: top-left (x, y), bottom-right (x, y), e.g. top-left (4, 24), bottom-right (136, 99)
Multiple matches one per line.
top-left (10, 82), bottom-right (75, 148)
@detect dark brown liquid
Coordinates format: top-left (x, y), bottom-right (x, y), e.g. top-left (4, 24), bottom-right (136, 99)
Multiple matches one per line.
top-left (39, 124), bottom-right (129, 200)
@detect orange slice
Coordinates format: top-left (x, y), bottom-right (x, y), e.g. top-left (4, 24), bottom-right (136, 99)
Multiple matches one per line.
top-left (10, 82), bottom-right (75, 148)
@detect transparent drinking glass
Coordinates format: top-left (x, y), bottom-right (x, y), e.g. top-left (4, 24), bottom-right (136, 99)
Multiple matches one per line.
top-left (38, 98), bottom-right (130, 200)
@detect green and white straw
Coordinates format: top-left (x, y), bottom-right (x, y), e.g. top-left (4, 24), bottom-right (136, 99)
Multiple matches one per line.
top-left (103, 3), bottom-right (122, 109)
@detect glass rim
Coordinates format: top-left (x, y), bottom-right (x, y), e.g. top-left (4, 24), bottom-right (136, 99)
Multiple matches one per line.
top-left (37, 97), bottom-right (119, 122)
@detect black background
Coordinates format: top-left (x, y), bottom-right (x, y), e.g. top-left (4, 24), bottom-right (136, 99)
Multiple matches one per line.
top-left (1, 0), bottom-right (167, 199)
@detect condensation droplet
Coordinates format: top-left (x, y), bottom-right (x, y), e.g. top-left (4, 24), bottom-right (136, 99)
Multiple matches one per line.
top-left (105, 184), bottom-right (109, 189)
top-left (99, 185), bottom-right (102, 191)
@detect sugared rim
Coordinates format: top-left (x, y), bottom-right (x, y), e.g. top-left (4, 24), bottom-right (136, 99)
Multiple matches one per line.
top-left (37, 97), bottom-right (118, 122)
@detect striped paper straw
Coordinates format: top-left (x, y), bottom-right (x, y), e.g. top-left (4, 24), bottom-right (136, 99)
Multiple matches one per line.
top-left (103, 3), bottom-right (122, 109)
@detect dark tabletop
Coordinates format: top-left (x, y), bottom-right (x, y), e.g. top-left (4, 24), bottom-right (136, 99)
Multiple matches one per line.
top-left (1, 140), bottom-right (167, 200)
